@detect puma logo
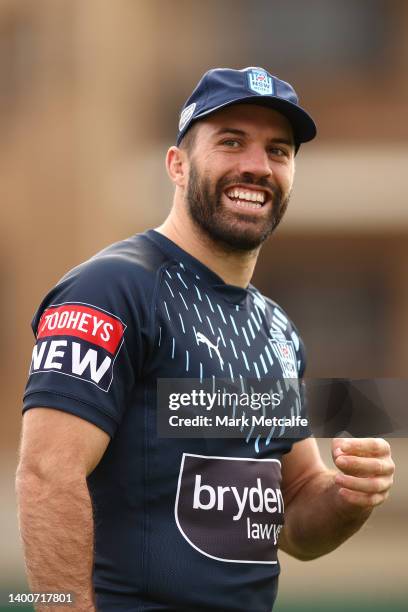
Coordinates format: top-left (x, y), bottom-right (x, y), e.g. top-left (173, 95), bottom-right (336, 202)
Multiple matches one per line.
top-left (195, 331), bottom-right (224, 369)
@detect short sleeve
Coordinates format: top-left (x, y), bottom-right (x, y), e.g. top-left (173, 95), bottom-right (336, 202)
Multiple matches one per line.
top-left (23, 255), bottom-right (150, 437)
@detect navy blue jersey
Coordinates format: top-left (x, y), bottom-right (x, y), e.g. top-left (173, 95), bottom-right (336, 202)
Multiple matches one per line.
top-left (23, 230), bottom-right (308, 612)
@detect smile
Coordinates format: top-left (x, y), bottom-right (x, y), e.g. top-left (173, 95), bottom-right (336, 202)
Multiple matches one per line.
top-left (225, 186), bottom-right (267, 210)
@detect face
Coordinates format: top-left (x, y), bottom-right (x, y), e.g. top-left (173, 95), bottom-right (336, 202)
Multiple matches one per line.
top-left (183, 104), bottom-right (295, 251)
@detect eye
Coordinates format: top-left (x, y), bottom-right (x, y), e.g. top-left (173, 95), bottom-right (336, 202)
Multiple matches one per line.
top-left (221, 139), bottom-right (241, 148)
top-left (267, 146), bottom-right (288, 157)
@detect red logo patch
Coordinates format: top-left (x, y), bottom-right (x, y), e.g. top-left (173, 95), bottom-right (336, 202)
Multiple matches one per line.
top-left (37, 303), bottom-right (125, 354)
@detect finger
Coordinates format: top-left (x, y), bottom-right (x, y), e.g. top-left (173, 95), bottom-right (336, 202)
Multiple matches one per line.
top-left (335, 455), bottom-right (394, 477)
top-left (338, 487), bottom-right (389, 508)
top-left (335, 473), bottom-right (392, 494)
top-left (338, 438), bottom-right (391, 458)
top-left (332, 438), bottom-right (348, 459)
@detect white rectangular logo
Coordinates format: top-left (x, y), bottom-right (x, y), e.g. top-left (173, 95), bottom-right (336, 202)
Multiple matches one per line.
top-left (248, 70), bottom-right (273, 95)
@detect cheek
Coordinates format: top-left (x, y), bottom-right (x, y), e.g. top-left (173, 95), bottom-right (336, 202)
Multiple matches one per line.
top-left (204, 151), bottom-right (238, 171)
top-left (200, 161), bottom-right (233, 189)
top-left (200, 150), bottom-right (224, 166)
top-left (276, 165), bottom-right (294, 194)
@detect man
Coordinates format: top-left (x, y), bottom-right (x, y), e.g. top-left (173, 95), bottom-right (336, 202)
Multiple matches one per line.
top-left (17, 67), bottom-right (395, 612)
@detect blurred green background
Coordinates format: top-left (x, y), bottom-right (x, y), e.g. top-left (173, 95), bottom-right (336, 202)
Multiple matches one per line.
top-left (1, 0), bottom-right (407, 610)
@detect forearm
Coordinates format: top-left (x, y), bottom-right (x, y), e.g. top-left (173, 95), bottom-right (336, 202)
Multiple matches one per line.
top-left (16, 468), bottom-right (96, 611)
top-left (279, 469), bottom-right (372, 560)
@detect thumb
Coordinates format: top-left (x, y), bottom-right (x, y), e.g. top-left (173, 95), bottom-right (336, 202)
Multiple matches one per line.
top-left (332, 432), bottom-right (353, 462)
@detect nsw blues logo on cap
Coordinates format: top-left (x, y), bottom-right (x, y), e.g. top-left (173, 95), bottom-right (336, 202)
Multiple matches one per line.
top-left (247, 68), bottom-right (274, 96)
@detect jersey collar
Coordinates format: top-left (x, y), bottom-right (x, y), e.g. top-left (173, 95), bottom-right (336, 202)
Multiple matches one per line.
top-left (145, 229), bottom-right (251, 306)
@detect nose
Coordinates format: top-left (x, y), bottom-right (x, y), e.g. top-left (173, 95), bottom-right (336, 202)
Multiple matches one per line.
top-left (236, 144), bottom-right (272, 179)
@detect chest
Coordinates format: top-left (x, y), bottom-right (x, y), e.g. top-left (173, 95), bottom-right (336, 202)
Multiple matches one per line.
top-left (151, 271), bottom-right (298, 383)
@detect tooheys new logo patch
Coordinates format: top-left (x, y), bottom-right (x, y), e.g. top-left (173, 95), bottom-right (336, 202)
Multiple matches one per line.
top-left (175, 454), bottom-right (284, 564)
top-left (29, 302), bottom-right (126, 392)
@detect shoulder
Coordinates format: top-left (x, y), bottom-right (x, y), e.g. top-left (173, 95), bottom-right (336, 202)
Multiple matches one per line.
top-left (263, 296), bottom-right (301, 336)
top-left (250, 289), bottom-right (301, 340)
top-left (60, 232), bottom-right (168, 292)
top-left (31, 232), bottom-right (169, 334)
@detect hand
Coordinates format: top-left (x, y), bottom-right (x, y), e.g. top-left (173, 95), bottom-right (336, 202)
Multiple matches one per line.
top-left (332, 438), bottom-right (395, 510)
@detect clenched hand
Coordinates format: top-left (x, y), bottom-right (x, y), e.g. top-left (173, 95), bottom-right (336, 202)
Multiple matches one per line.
top-left (332, 438), bottom-right (395, 509)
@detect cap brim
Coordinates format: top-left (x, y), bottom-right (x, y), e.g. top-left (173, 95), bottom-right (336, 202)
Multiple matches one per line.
top-left (178, 95), bottom-right (316, 146)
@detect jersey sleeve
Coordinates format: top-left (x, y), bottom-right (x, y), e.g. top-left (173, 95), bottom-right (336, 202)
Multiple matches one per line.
top-left (23, 254), bottom-right (151, 437)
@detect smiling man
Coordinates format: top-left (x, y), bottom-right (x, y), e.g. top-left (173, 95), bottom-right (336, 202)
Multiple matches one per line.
top-left (17, 67), bottom-right (394, 612)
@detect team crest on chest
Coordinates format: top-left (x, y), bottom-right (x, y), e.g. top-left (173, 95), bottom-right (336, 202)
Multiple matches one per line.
top-left (270, 339), bottom-right (298, 378)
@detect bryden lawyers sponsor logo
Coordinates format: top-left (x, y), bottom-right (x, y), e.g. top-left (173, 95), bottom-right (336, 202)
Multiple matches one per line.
top-left (175, 454), bottom-right (284, 564)
top-left (29, 302), bottom-right (126, 391)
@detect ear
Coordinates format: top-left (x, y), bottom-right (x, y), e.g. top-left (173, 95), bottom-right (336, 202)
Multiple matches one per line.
top-left (166, 146), bottom-right (189, 188)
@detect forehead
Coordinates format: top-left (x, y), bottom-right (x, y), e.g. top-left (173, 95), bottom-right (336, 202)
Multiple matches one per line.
top-left (195, 103), bottom-right (294, 143)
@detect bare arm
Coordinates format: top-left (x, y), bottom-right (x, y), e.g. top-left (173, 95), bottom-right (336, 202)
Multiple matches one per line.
top-left (279, 437), bottom-right (395, 560)
top-left (16, 408), bottom-right (110, 611)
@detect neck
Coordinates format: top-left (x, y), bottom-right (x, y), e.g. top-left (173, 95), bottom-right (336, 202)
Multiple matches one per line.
top-left (155, 206), bottom-right (260, 288)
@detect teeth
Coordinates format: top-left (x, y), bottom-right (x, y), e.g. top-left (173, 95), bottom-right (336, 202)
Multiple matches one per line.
top-left (226, 188), bottom-right (265, 203)
top-left (234, 200), bottom-right (262, 209)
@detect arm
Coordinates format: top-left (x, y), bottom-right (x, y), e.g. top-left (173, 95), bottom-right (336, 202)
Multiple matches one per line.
top-left (278, 437), bottom-right (395, 560)
top-left (16, 408), bottom-right (110, 611)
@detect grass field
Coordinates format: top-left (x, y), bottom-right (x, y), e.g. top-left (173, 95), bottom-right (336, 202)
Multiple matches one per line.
top-left (275, 601), bottom-right (407, 612)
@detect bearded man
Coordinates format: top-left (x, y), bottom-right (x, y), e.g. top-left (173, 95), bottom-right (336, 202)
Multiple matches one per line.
top-left (17, 67), bottom-right (395, 612)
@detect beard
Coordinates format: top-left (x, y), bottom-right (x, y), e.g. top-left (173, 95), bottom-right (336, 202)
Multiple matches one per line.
top-left (185, 160), bottom-right (291, 251)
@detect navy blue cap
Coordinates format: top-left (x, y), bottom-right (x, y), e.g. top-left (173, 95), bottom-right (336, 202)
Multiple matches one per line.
top-left (177, 67), bottom-right (316, 148)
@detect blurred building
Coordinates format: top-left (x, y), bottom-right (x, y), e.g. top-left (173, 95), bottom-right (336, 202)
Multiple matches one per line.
top-left (0, 0), bottom-right (407, 609)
